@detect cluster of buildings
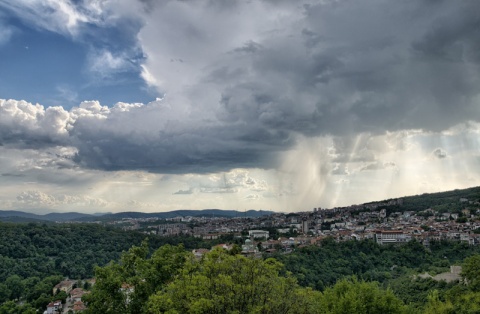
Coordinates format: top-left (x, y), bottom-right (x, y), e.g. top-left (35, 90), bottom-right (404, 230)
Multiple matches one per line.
top-left (183, 199), bottom-right (477, 260)
top-left (45, 280), bottom-right (90, 313)
top-left (104, 197), bottom-right (480, 251)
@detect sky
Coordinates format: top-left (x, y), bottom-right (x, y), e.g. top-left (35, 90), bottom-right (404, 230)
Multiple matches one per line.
top-left (0, 0), bottom-right (480, 214)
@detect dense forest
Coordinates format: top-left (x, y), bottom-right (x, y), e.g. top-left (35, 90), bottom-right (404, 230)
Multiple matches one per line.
top-left (0, 222), bottom-right (236, 312)
top-left (0, 222), bottom-right (240, 281)
top-left (276, 238), bottom-right (479, 289)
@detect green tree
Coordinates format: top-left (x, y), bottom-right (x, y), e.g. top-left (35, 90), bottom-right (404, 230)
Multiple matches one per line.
top-left (5, 275), bottom-right (23, 300)
top-left (462, 254), bottom-right (480, 291)
top-left (34, 293), bottom-right (54, 312)
top-left (0, 301), bottom-right (35, 314)
top-left (318, 277), bottom-right (407, 314)
top-left (82, 261), bottom-right (129, 314)
top-left (424, 288), bottom-right (480, 314)
top-left (423, 290), bottom-right (453, 314)
top-left (84, 242), bottom-right (187, 314)
top-left (55, 290), bottom-right (68, 303)
top-left (0, 284), bottom-right (9, 303)
top-left (229, 244), bottom-right (242, 255)
top-left (147, 248), bottom-right (319, 314)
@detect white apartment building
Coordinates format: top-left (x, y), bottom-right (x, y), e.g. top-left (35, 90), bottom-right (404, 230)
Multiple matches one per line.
top-left (375, 230), bottom-right (411, 245)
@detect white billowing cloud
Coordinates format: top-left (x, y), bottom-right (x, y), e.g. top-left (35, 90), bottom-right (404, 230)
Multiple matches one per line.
top-left (110, 102), bottom-right (143, 112)
top-left (0, 99), bottom-right (71, 146)
top-left (17, 190), bottom-right (55, 205)
top-left (16, 190), bottom-right (108, 208)
top-left (171, 169), bottom-right (272, 196)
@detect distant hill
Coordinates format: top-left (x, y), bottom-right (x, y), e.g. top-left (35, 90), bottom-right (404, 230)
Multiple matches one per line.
top-left (0, 210), bottom-right (43, 220)
top-left (77, 209), bottom-right (274, 222)
top-left (0, 210), bottom-right (95, 222)
top-left (0, 216), bottom-right (55, 224)
top-left (402, 186), bottom-right (480, 211)
top-left (0, 209), bottom-right (274, 223)
top-left (43, 212), bottom-right (97, 221)
top-left (359, 186), bottom-right (480, 213)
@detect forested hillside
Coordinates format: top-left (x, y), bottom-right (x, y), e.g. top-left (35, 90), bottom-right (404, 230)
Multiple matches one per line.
top-left (84, 243), bottom-right (408, 314)
top-left (0, 222), bottom-right (235, 312)
top-left (82, 241), bottom-right (480, 313)
top-left (276, 238), bottom-right (480, 289)
top-left (0, 222), bottom-right (237, 281)
top-left (367, 186), bottom-right (480, 213)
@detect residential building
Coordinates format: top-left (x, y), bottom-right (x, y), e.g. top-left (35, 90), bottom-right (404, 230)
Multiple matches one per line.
top-left (375, 230), bottom-right (411, 245)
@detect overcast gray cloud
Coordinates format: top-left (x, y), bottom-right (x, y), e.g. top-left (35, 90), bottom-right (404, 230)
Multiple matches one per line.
top-left (138, 0), bottom-right (480, 138)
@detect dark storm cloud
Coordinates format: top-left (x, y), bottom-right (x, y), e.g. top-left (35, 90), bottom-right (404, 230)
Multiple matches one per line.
top-left (207, 0), bottom-right (480, 137)
top-left (70, 107), bottom-right (291, 173)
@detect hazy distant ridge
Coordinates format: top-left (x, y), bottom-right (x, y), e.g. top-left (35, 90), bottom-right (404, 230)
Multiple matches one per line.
top-left (0, 209), bottom-right (273, 223)
top-left (0, 211), bottom-right (95, 222)
top-left (92, 209), bottom-right (272, 220)
top-left (1, 185), bottom-right (479, 223)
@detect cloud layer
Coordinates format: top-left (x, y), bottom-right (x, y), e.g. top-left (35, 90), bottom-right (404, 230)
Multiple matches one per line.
top-left (1, 0), bottom-right (480, 212)
top-left (2, 0), bottom-right (480, 176)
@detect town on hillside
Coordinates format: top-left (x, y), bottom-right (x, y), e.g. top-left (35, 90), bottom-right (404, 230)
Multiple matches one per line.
top-left (71, 196), bottom-right (480, 255)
